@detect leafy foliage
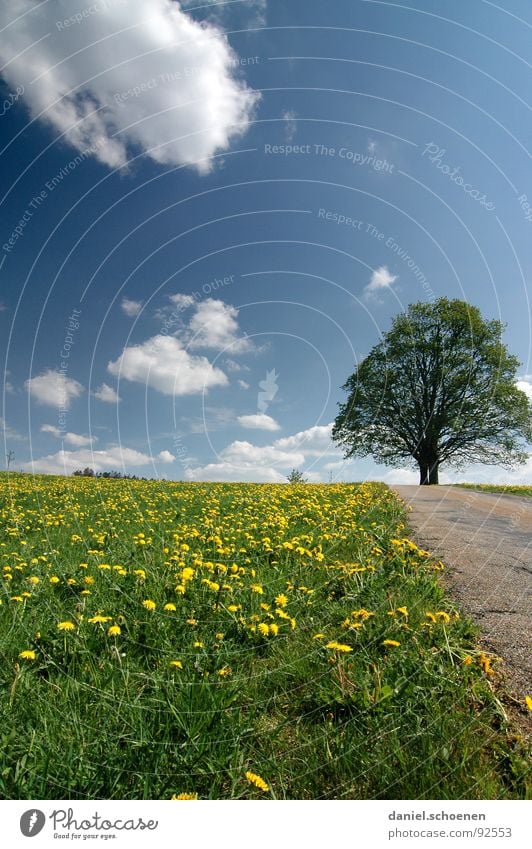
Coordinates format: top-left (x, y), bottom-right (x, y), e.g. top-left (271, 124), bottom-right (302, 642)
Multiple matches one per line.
top-left (333, 299), bottom-right (532, 484)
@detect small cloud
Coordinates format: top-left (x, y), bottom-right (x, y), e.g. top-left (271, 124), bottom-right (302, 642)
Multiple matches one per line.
top-left (516, 378), bottom-right (532, 400)
top-left (121, 297), bottom-right (143, 318)
top-left (0, 417), bottom-right (25, 441)
top-left (282, 109), bottom-right (297, 142)
top-left (237, 413), bottom-right (280, 431)
top-left (26, 369), bottom-right (84, 409)
top-left (225, 359), bottom-right (250, 373)
top-left (93, 383), bottom-right (121, 404)
top-left (168, 293), bottom-right (196, 310)
top-left (364, 265), bottom-right (398, 298)
top-left (157, 449), bottom-right (176, 463)
top-left (41, 424), bottom-right (95, 447)
top-left (367, 138), bottom-right (377, 153)
top-left (238, 379), bottom-right (250, 389)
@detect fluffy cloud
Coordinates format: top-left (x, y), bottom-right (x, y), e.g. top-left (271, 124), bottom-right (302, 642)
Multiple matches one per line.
top-left (188, 299), bottom-right (251, 352)
top-left (364, 265), bottom-right (398, 297)
top-left (237, 413), bottom-right (280, 431)
top-left (26, 369), bottom-right (84, 408)
top-left (0, 0), bottom-right (258, 172)
top-left (187, 422), bottom-right (337, 481)
top-left (0, 417), bottom-right (25, 441)
top-left (516, 378), bottom-right (532, 401)
top-left (22, 445), bottom-right (157, 476)
top-left (108, 334), bottom-right (228, 395)
top-left (93, 383), bottom-right (121, 403)
top-left (157, 450), bottom-right (175, 463)
top-left (238, 379), bottom-right (250, 389)
top-left (41, 424), bottom-right (95, 447)
top-left (121, 297), bottom-right (143, 318)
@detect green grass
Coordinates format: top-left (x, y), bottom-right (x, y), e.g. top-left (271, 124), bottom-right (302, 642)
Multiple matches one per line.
top-left (453, 484), bottom-right (532, 498)
top-left (0, 473), bottom-right (529, 799)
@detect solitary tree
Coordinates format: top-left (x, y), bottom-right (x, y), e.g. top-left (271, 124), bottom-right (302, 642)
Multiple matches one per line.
top-left (332, 298), bottom-right (532, 484)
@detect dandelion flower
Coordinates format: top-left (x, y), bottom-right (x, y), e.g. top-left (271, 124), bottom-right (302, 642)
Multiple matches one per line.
top-left (218, 666), bottom-right (231, 677)
top-left (258, 623), bottom-right (270, 636)
top-left (382, 639), bottom-right (400, 647)
top-left (525, 696), bottom-right (532, 711)
top-left (142, 599), bottom-right (156, 611)
top-left (57, 621), bottom-right (76, 631)
top-left (19, 650), bottom-right (36, 660)
top-left (169, 660), bottom-right (183, 669)
top-left (108, 625), bottom-right (121, 637)
top-left (88, 615), bottom-right (112, 624)
top-left (275, 593), bottom-right (288, 607)
top-left (325, 641), bottom-right (352, 653)
top-left (164, 603), bottom-right (177, 611)
top-left (245, 771), bottom-right (269, 792)
top-left (171, 793), bottom-right (197, 800)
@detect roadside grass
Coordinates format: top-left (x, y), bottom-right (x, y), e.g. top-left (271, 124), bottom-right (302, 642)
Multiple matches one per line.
top-left (0, 473), bottom-right (529, 799)
top-left (452, 484), bottom-right (532, 498)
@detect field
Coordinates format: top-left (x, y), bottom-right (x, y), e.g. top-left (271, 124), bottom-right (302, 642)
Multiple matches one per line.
top-left (0, 473), bottom-right (528, 800)
top-left (454, 484), bottom-right (532, 498)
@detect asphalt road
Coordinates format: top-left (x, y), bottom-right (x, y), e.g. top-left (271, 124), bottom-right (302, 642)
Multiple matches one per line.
top-left (392, 485), bottom-right (532, 700)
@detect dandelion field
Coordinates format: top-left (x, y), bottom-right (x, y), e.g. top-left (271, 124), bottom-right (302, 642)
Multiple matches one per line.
top-left (454, 484), bottom-right (532, 498)
top-left (0, 474), bottom-right (528, 800)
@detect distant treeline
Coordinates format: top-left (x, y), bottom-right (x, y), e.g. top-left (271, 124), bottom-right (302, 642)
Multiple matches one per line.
top-left (72, 467), bottom-right (156, 480)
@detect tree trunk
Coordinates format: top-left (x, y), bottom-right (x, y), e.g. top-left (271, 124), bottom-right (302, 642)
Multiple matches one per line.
top-left (428, 462), bottom-right (439, 485)
top-left (419, 460), bottom-right (439, 485)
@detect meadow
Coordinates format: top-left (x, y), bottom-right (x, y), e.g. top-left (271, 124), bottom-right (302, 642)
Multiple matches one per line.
top-left (0, 473), bottom-right (528, 800)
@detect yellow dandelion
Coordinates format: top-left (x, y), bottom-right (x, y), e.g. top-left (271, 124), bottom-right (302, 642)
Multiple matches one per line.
top-left (258, 623), bottom-right (270, 636)
top-left (171, 793), bottom-right (197, 800)
top-left (275, 593), bottom-right (288, 607)
top-left (313, 633), bottom-right (325, 640)
top-left (218, 666), bottom-right (231, 677)
top-left (88, 615), bottom-right (112, 624)
top-left (435, 611), bottom-right (451, 623)
top-left (57, 621), bottom-right (76, 631)
top-left (164, 603), bottom-right (177, 611)
top-left (170, 660), bottom-right (183, 669)
top-left (325, 641), bottom-right (352, 653)
top-left (107, 625), bottom-right (121, 637)
top-left (142, 599), bottom-right (156, 611)
top-left (382, 639), bottom-right (400, 647)
top-left (245, 771), bottom-right (269, 792)
top-left (49, 576), bottom-right (60, 584)
top-left (463, 655), bottom-right (473, 666)
top-left (525, 696), bottom-right (532, 711)
top-left (19, 649), bottom-right (36, 660)
top-left (28, 576), bottom-right (40, 585)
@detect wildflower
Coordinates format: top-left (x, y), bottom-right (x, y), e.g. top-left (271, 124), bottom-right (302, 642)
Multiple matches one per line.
top-left (525, 696), bottom-right (532, 711)
top-left (250, 584), bottom-right (263, 594)
top-left (275, 593), bottom-right (288, 607)
top-left (258, 623), bottom-right (270, 636)
top-left (245, 771), bottom-right (269, 792)
top-left (171, 792), bottom-right (197, 799)
top-left (435, 611), bottom-right (451, 623)
top-left (142, 599), bottom-right (156, 611)
top-left (425, 612), bottom-right (436, 623)
top-left (193, 641), bottom-right (204, 649)
top-left (269, 623), bottom-right (279, 636)
top-left (164, 603), bottom-right (177, 611)
top-left (107, 625), bottom-right (121, 637)
top-left (325, 641), bottom-right (352, 653)
top-left (218, 666), bottom-right (231, 677)
top-left (57, 621), bottom-right (76, 631)
top-left (28, 576), bottom-right (40, 585)
top-left (313, 633), bottom-right (325, 640)
top-left (463, 656), bottom-right (473, 666)
top-left (19, 650), bottom-right (36, 660)
top-left (169, 660), bottom-right (183, 669)
top-left (88, 615), bottom-right (112, 624)
top-left (382, 639), bottom-right (400, 647)
top-left (396, 606), bottom-right (408, 616)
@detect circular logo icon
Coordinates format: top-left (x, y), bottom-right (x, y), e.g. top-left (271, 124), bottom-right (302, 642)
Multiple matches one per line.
top-left (20, 810), bottom-right (46, 837)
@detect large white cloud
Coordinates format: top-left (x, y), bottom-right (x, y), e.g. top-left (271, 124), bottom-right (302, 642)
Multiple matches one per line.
top-left (0, 0), bottom-right (259, 172)
top-left (108, 334), bottom-right (228, 395)
top-left (22, 444), bottom-right (155, 475)
top-left (26, 369), bottom-right (84, 408)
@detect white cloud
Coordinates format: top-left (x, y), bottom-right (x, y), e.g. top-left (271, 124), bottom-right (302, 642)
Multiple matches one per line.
top-left (275, 423), bottom-right (334, 455)
top-left (0, 0), bottom-right (258, 173)
top-left (169, 293), bottom-right (196, 310)
top-left (157, 449), bottom-right (175, 463)
top-left (237, 413), bottom-right (280, 431)
top-left (22, 444), bottom-right (156, 476)
top-left (26, 369), bottom-right (84, 408)
top-left (238, 379), bottom-right (250, 389)
top-left (121, 297), bottom-right (143, 317)
top-left (108, 334), bottom-right (228, 395)
top-left (188, 299), bottom-right (251, 352)
top-left (225, 358), bottom-right (250, 373)
top-left (93, 383), bottom-right (121, 403)
top-left (0, 417), bottom-right (25, 441)
top-left (364, 265), bottom-right (398, 297)
top-left (41, 424), bottom-right (95, 447)
top-left (516, 378), bottom-right (532, 400)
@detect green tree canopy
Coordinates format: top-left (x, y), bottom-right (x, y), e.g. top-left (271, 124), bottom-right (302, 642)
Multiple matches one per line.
top-left (332, 298), bottom-right (532, 484)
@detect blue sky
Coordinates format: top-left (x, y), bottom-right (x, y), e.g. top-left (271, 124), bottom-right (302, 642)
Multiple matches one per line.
top-left (1, 0), bottom-right (531, 483)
